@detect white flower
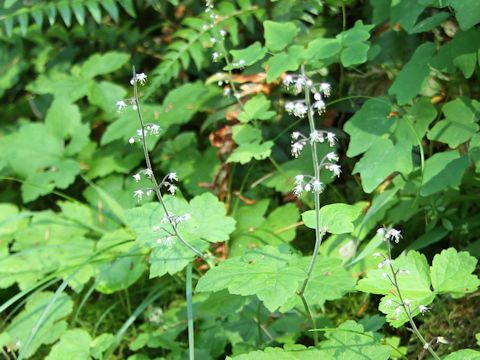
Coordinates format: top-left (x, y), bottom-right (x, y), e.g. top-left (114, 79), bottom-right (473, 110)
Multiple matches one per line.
top-left (419, 305), bottom-right (430, 314)
top-left (309, 130), bottom-right (324, 143)
top-left (116, 100), bottom-right (127, 111)
top-left (210, 37), bottom-right (217, 44)
top-left (291, 131), bottom-right (301, 140)
top-left (136, 129), bottom-right (147, 137)
top-left (403, 299), bottom-right (412, 307)
top-left (313, 92), bottom-right (322, 101)
top-left (168, 185), bottom-right (176, 194)
top-left (311, 179), bottom-right (324, 193)
top-left (293, 102), bottom-right (308, 118)
top-left (385, 299), bottom-right (393, 307)
top-left (394, 306), bottom-right (402, 317)
top-left (326, 164), bottom-right (341, 177)
top-left (304, 183), bottom-right (311, 192)
top-left (373, 252), bottom-right (382, 258)
top-left (133, 189), bottom-right (144, 200)
top-left (223, 87), bottom-right (231, 96)
top-left (146, 189), bottom-right (153, 196)
top-left (387, 228), bottom-right (402, 243)
top-left (133, 173), bottom-right (141, 182)
top-left (293, 184), bottom-right (303, 197)
top-left (381, 272), bottom-right (389, 278)
top-left (326, 132), bottom-right (336, 147)
top-left (238, 59), bottom-right (246, 67)
top-left (294, 174), bottom-right (304, 184)
top-left (320, 82), bottom-right (331, 97)
top-left (313, 99), bottom-right (326, 114)
top-left (423, 343), bottom-right (430, 350)
top-left (283, 74), bottom-right (294, 86)
top-left (150, 124), bottom-right (160, 135)
top-left (144, 169), bottom-right (153, 178)
top-left (291, 142), bottom-right (304, 158)
top-left (136, 73), bottom-right (147, 85)
top-left (128, 137), bottom-right (135, 144)
top-left (436, 337), bottom-right (449, 344)
top-left (167, 172), bottom-right (178, 181)
top-left (326, 152), bottom-right (339, 162)
top-left (219, 29), bottom-right (227, 37)
top-left (212, 51), bottom-right (220, 62)
top-left (164, 236), bottom-right (174, 247)
top-left (285, 102), bottom-right (295, 113)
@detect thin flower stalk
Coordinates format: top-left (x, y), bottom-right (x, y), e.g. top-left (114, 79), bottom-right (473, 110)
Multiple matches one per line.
top-left (131, 68), bottom-right (206, 260)
top-left (288, 65), bottom-right (338, 345)
top-left (379, 228), bottom-right (441, 360)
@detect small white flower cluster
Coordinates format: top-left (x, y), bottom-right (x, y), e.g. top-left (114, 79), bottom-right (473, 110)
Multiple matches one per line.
top-left (133, 168), bottom-right (154, 183)
top-left (133, 189), bottom-right (154, 200)
top-left (160, 172), bottom-right (178, 195)
top-left (232, 59), bottom-right (246, 68)
top-left (160, 211), bottom-right (191, 226)
top-left (293, 175), bottom-right (324, 197)
top-left (290, 131), bottom-right (338, 158)
top-left (283, 74), bottom-right (311, 95)
top-left (285, 101), bottom-right (308, 118)
top-left (130, 72), bottom-right (147, 86)
top-left (377, 227), bottom-right (402, 243)
top-left (128, 124), bottom-right (161, 144)
top-left (157, 235), bottom-right (174, 247)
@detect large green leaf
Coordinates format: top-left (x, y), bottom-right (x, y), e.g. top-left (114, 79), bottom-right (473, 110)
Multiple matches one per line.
top-left (430, 248), bottom-right (480, 298)
top-left (230, 345), bottom-right (323, 359)
top-left (427, 97), bottom-right (480, 148)
top-left (344, 98), bottom-right (394, 157)
top-left (46, 329), bottom-right (92, 360)
top-left (337, 21), bottom-right (374, 67)
top-left (80, 51), bottom-right (130, 78)
top-left (388, 43), bottom-right (436, 105)
top-left (5, 292), bottom-right (73, 358)
top-left (228, 124), bottom-right (273, 164)
top-left (353, 138), bottom-right (412, 193)
top-left (263, 21), bottom-right (299, 52)
top-left (225, 42), bottom-right (267, 70)
top-left (196, 245), bottom-right (305, 312)
top-left (265, 45), bottom-right (304, 83)
top-left (318, 320), bottom-right (390, 359)
top-left (238, 94), bottom-right (275, 122)
top-left (431, 29), bottom-right (480, 78)
top-left (302, 203), bottom-right (364, 234)
top-left (124, 193), bottom-right (236, 277)
top-left (420, 151), bottom-right (469, 196)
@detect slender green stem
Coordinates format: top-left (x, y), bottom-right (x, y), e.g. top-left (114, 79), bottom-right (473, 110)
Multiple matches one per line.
top-left (186, 263), bottom-right (195, 360)
top-left (386, 242), bottom-right (440, 360)
top-left (300, 294), bottom-right (318, 345)
top-left (256, 301), bottom-right (263, 347)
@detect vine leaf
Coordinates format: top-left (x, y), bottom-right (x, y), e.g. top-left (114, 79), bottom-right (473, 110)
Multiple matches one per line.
top-left (238, 94), bottom-right (276, 122)
top-left (124, 193), bottom-right (236, 277)
top-left (196, 245), bottom-right (305, 312)
top-left (318, 320), bottom-right (391, 359)
top-left (228, 124), bottom-right (273, 164)
top-left (302, 203), bottom-right (364, 234)
top-left (357, 248), bottom-right (479, 327)
top-left (4, 292), bottom-right (73, 358)
top-left (263, 20), bottom-right (299, 52)
top-left (420, 151), bottom-right (469, 196)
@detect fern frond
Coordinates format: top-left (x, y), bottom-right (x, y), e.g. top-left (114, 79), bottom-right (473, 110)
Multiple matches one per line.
top-left (0, 0), bottom-right (136, 37)
top-left (144, 0), bottom-right (264, 100)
